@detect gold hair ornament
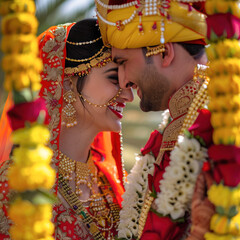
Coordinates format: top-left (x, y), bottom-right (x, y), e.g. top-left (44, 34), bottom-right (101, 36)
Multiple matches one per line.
top-left (66, 45), bottom-right (105, 63)
top-left (64, 50), bottom-right (112, 78)
top-left (66, 36), bottom-right (102, 46)
top-left (146, 44), bottom-right (165, 57)
top-left (79, 88), bottom-right (122, 108)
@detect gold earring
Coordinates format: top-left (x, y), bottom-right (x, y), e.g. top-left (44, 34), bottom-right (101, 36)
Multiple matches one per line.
top-left (62, 90), bottom-right (77, 127)
top-left (146, 44), bottom-right (165, 57)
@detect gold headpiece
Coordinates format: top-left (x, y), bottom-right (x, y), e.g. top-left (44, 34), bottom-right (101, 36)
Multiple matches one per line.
top-left (64, 49), bottom-right (112, 77)
top-left (95, 0), bottom-right (206, 49)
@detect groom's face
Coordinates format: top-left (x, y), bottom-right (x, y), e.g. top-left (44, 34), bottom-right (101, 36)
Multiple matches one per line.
top-left (112, 47), bottom-right (171, 112)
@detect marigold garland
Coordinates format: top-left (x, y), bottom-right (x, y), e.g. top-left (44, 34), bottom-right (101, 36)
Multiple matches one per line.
top-left (205, 0), bottom-right (240, 18)
top-left (205, 0), bottom-right (240, 239)
top-left (0, 1), bottom-right (55, 239)
top-left (208, 184), bottom-right (240, 209)
top-left (0, 0), bottom-right (36, 15)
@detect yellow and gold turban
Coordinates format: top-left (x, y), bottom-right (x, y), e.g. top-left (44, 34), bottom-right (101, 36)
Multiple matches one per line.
top-left (95, 0), bottom-right (207, 49)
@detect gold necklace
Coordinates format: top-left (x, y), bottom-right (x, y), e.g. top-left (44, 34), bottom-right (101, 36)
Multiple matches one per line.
top-left (59, 150), bottom-right (97, 197)
top-left (58, 172), bottom-right (120, 240)
top-left (58, 151), bottom-right (118, 239)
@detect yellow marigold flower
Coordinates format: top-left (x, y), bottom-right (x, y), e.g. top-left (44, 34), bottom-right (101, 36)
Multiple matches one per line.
top-left (211, 111), bottom-right (240, 128)
top-left (210, 212), bottom-right (240, 235)
top-left (9, 198), bottom-right (36, 225)
top-left (232, 2), bottom-right (240, 19)
top-left (38, 237), bottom-right (55, 240)
top-left (229, 213), bottom-right (240, 235)
top-left (206, 45), bottom-right (218, 61)
top-left (213, 126), bottom-right (240, 145)
top-left (9, 199), bottom-right (53, 223)
top-left (4, 69), bottom-right (41, 91)
top-left (2, 13), bottom-right (38, 35)
top-left (209, 59), bottom-right (240, 77)
top-left (205, 1), bottom-right (216, 15)
top-left (10, 225), bottom-right (35, 240)
top-left (209, 94), bottom-right (240, 112)
top-left (1, 34), bottom-right (38, 54)
top-left (210, 213), bottom-right (228, 235)
top-left (35, 204), bottom-right (53, 221)
top-left (32, 82), bottom-right (42, 91)
top-left (2, 54), bottom-right (42, 73)
top-left (216, 40), bottom-right (240, 59)
top-left (13, 145), bottom-right (53, 167)
top-left (12, 124), bottom-right (50, 146)
top-left (205, 0), bottom-right (240, 18)
top-left (33, 220), bottom-right (54, 237)
top-left (211, 112), bottom-right (223, 128)
top-left (205, 232), bottom-right (240, 240)
top-left (216, 1), bottom-right (230, 14)
top-left (208, 184), bottom-right (240, 208)
top-left (208, 75), bottom-right (231, 97)
top-left (0, 0), bottom-right (36, 16)
top-left (8, 164), bottom-right (55, 191)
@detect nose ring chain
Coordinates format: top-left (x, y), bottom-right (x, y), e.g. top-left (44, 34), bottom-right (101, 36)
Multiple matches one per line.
top-left (79, 88), bottom-right (122, 108)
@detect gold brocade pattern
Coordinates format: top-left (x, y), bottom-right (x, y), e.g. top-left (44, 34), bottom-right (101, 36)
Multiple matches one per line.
top-left (0, 160), bottom-right (14, 237)
top-left (156, 74), bottom-right (205, 165)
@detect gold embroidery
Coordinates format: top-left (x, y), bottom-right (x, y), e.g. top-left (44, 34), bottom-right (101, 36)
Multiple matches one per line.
top-left (0, 160), bottom-right (13, 236)
top-left (58, 210), bottom-right (75, 224)
top-left (156, 77), bottom-right (204, 165)
top-left (56, 228), bottom-right (72, 240)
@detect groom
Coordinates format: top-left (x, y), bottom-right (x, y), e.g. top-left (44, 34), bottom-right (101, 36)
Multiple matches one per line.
top-left (96, 1), bottom-right (213, 239)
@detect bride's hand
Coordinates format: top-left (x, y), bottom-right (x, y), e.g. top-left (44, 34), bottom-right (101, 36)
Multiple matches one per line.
top-left (185, 172), bottom-right (215, 240)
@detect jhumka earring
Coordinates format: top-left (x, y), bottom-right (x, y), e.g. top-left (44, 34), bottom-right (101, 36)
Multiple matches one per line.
top-left (62, 90), bottom-right (77, 127)
top-left (146, 44), bottom-right (165, 57)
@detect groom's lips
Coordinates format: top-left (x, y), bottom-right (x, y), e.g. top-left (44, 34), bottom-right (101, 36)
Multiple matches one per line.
top-left (137, 88), bottom-right (142, 99)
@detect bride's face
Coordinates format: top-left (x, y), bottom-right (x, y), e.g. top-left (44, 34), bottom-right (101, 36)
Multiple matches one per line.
top-left (74, 62), bottom-right (134, 132)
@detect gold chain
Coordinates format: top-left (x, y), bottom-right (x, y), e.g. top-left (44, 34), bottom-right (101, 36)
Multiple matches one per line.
top-left (79, 88), bottom-right (122, 108)
top-left (67, 36), bottom-right (102, 46)
top-left (66, 46), bottom-right (105, 63)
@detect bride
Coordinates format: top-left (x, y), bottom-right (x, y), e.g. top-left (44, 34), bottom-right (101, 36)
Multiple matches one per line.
top-left (0, 19), bottom-right (133, 240)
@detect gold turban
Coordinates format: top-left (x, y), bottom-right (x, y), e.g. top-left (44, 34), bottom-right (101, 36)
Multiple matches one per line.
top-left (96, 1), bottom-right (207, 49)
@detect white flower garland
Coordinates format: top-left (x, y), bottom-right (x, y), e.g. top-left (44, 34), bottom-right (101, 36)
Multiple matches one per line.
top-left (158, 109), bottom-right (171, 133)
top-left (118, 130), bottom-right (208, 239)
top-left (155, 135), bottom-right (208, 220)
top-left (118, 153), bottom-right (155, 239)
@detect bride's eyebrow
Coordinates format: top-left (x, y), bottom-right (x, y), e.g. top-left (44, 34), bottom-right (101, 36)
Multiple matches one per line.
top-left (104, 67), bottom-right (118, 73)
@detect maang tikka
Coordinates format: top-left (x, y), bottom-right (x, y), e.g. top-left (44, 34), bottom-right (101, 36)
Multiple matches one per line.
top-left (62, 90), bottom-right (77, 127)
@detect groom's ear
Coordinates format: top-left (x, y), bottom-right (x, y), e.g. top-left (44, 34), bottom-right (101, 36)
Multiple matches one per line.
top-left (161, 42), bottom-right (174, 67)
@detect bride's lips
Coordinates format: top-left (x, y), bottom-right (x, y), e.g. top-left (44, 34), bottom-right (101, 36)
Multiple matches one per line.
top-left (108, 102), bottom-right (125, 119)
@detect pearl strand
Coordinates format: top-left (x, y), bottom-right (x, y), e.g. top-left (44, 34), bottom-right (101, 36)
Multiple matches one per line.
top-left (96, 0), bottom-right (139, 10)
top-left (96, 9), bottom-right (137, 27)
top-left (180, 75), bottom-right (210, 135)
